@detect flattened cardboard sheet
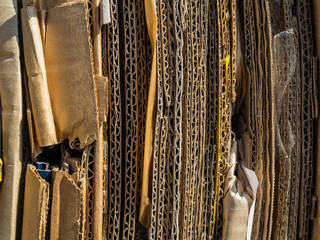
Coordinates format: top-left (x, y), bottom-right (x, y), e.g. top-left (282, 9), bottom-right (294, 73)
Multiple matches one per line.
top-left (45, 1), bottom-right (98, 148)
top-left (0, 0), bottom-right (23, 238)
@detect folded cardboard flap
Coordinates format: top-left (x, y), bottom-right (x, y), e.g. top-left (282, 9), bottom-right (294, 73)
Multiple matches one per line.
top-left (21, 5), bottom-right (57, 147)
top-left (51, 168), bottom-right (85, 240)
top-left (44, 1), bottom-right (99, 149)
top-left (22, 165), bottom-right (49, 240)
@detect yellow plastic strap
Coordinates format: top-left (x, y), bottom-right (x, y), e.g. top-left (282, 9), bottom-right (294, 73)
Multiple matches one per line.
top-left (213, 55), bottom-right (230, 232)
top-left (0, 158), bottom-right (2, 182)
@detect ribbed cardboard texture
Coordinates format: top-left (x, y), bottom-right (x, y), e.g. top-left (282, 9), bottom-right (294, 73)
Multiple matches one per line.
top-left (0, 0), bottom-right (23, 239)
top-left (312, 1), bottom-right (320, 239)
top-left (21, 165), bottom-right (49, 240)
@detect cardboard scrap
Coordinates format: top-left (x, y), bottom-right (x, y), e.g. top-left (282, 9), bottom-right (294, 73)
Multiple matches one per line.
top-left (45, 1), bottom-right (99, 149)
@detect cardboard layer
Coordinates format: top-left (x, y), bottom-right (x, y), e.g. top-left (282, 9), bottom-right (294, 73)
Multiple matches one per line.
top-left (0, 0), bottom-right (23, 239)
top-left (21, 165), bottom-right (49, 240)
top-left (312, 1), bottom-right (320, 239)
top-left (44, 1), bottom-right (98, 148)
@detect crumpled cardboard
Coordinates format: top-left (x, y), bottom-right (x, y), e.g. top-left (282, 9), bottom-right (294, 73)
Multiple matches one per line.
top-left (222, 141), bottom-right (258, 240)
top-left (44, 1), bottom-right (99, 149)
top-left (21, 5), bottom-right (57, 147)
top-left (0, 0), bottom-right (23, 239)
top-left (21, 165), bottom-right (49, 240)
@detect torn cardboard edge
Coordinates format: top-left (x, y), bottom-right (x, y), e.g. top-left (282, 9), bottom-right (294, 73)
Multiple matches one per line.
top-left (50, 168), bottom-right (85, 240)
top-left (43, 0), bottom-right (100, 149)
top-left (21, 0), bottom-right (106, 151)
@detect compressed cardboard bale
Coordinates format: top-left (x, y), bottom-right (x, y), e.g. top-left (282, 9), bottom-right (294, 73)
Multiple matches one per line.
top-left (0, 0), bottom-right (23, 239)
top-left (21, 165), bottom-right (49, 240)
top-left (44, 1), bottom-right (98, 148)
top-left (21, 6), bottom-right (57, 147)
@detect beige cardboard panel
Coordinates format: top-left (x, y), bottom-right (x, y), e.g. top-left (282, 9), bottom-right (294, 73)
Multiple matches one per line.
top-left (59, 172), bottom-right (81, 240)
top-left (44, 1), bottom-right (98, 148)
top-left (51, 169), bottom-right (84, 240)
top-left (0, 0), bottom-right (23, 239)
top-left (21, 165), bottom-right (49, 240)
top-left (21, 6), bottom-right (57, 147)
